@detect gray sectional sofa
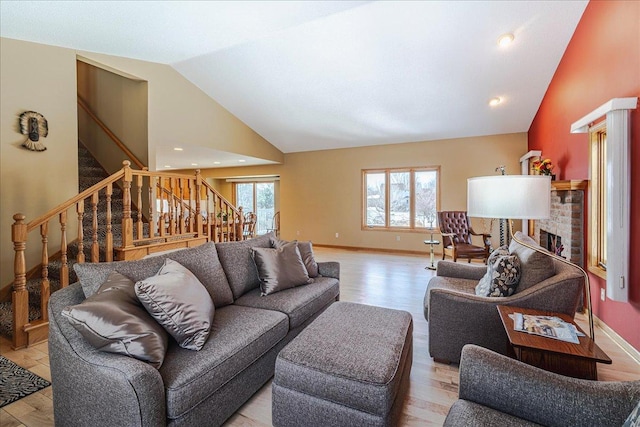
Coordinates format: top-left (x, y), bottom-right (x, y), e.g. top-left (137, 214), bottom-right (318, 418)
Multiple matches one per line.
top-left (48, 233), bottom-right (340, 426)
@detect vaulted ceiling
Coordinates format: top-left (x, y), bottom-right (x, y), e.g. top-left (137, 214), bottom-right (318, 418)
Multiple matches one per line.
top-left (1, 1), bottom-right (588, 159)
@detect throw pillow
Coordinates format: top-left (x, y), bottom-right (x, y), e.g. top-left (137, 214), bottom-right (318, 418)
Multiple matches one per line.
top-left (488, 254), bottom-right (521, 297)
top-left (509, 231), bottom-right (555, 291)
top-left (62, 271), bottom-right (169, 369)
top-left (271, 237), bottom-right (319, 277)
top-left (135, 259), bottom-right (214, 351)
top-left (475, 246), bottom-right (509, 296)
top-left (252, 241), bottom-right (312, 296)
top-left (623, 400), bottom-right (640, 427)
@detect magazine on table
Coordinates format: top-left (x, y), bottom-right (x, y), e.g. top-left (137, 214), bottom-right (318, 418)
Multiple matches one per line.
top-left (510, 313), bottom-right (584, 344)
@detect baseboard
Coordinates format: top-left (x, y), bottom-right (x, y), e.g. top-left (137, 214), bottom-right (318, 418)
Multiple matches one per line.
top-left (313, 244), bottom-right (428, 257)
top-left (594, 315), bottom-right (640, 365)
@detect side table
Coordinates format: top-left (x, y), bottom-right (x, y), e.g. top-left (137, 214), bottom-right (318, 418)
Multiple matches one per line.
top-left (424, 239), bottom-right (440, 270)
top-left (497, 305), bottom-right (611, 380)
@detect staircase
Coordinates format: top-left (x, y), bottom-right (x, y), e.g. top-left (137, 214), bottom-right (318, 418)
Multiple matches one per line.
top-left (0, 142), bottom-right (134, 338)
top-left (4, 139), bottom-right (245, 349)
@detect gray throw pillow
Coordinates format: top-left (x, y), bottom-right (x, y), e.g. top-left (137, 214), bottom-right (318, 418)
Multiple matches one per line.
top-left (488, 254), bottom-right (521, 297)
top-left (475, 246), bottom-right (509, 296)
top-left (509, 231), bottom-right (555, 291)
top-left (252, 241), bottom-right (312, 296)
top-left (271, 237), bottom-right (319, 277)
top-left (74, 242), bottom-right (234, 308)
top-left (135, 259), bottom-right (214, 351)
top-left (62, 271), bottom-right (169, 369)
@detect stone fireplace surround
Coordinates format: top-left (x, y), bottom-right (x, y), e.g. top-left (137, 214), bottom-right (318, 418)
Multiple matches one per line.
top-left (533, 180), bottom-right (587, 267)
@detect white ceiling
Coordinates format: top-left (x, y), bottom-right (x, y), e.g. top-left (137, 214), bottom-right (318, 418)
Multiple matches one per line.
top-left (1, 1), bottom-right (588, 167)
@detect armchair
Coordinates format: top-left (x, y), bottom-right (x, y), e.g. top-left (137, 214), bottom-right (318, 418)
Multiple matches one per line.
top-left (445, 345), bottom-right (640, 426)
top-left (437, 211), bottom-right (490, 263)
top-left (423, 233), bottom-right (584, 363)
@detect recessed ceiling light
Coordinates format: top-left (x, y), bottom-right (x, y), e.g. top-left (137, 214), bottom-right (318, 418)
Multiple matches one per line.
top-left (164, 165), bottom-right (172, 168)
top-left (191, 163), bottom-right (198, 166)
top-left (238, 159), bottom-right (246, 163)
top-left (214, 161), bottom-right (221, 165)
top-left (489, 97), bottom-right (502, 107)
top-left (497, 33), bottom-right (514, 47)
top-left (173, 147), bottom-right (183, 151)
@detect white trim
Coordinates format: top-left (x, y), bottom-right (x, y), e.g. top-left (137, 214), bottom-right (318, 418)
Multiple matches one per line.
top-left (570, 97), bottom-right (637, 133)
top-left (594, 315), bottom-right (640, 365)
top-left (226, 176), bottom-right (280, 183)
top-left (519, 150), bottom-right (542, 163)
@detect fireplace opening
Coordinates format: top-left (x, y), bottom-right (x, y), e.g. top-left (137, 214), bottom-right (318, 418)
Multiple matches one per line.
top-left (540, 230), bottom-right (564, 257)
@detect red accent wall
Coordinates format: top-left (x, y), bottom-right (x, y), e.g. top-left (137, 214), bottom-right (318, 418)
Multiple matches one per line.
top-left (528, 1), bottom-right (640, 350)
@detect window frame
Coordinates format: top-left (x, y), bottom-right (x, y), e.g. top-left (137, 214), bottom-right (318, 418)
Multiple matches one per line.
top-left (361, 166), bottom-right (440, 231)
top-left (588, 121), bottom-right (607, 280)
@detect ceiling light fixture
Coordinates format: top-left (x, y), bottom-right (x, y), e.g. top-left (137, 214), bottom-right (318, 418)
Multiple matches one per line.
top-left (489, 97), bottom-right (502, 107)
top-left (238, 159), bottom-right (246, 163)
top-left (214, 161), bottom-right (221, 165)
top-left (173, 147), bottom-right (183, 151)
top-left (191, 163), bottom-right (198, 166)
top-left (497, 33), bottom-right (514, 47)
top-left (164, 165), bottom-right (171, 168)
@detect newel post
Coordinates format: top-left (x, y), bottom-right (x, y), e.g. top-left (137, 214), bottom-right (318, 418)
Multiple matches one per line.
top-left (12, 213), bottom-right (29, 349)
top-left (121, 161), bottom-right (134, 248)
top-left (237, 207), bottom-right (245, 241)
top-left (195, 170), bottom-right (204, 238)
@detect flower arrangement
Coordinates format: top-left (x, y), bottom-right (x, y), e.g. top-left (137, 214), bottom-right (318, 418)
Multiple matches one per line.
top-left (532, 158), bottom-right (554, 175)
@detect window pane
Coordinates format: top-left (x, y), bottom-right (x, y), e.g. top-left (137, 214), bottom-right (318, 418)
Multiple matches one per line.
top-left (256, 183), bottom-right (274, 234)
top-left (389, 172), bottom-right (410, 226)
top-left (236, 183), bottom-right (254, 214)
top-left (414, 170), bottom-right (438, 228)
top-left (366, 173), bottom-right (385, 226)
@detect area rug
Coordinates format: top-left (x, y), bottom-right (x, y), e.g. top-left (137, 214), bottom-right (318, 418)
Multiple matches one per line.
top-left (0, 355), bottom-right (50, 407)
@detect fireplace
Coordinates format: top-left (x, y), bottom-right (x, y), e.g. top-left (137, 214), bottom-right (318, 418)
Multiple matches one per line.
top-left (533, 181), bottom-right (587, 266)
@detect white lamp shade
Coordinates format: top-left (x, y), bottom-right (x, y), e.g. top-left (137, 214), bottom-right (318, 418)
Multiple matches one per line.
top-left (467, 175), bottom-right (551, 219)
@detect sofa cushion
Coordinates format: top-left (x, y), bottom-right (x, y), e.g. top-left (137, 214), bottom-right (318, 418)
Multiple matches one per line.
top-left (158, 304), bottom-right (288, 419)
top-left (215, 232), bottom-right (273, 299)
top-left (61, 271), bottom-right (169, 368)
top-left (135, 259), bottom-right (214, 351)
top-left (509, 232), bottom-right (554, 291)
top-left (234, 276), bottom-right (339, 329)
top-left (271, 237), bottom-right (319, 278)
top-left (445, 400), bottom-right (541, 427)
top-left (251, 241), bottom-right (312, 296)
top-left (74, 243), bottom-right (234, 308)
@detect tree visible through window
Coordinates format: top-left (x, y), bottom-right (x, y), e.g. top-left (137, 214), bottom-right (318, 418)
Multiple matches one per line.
top-left (235, 182), bottom-right (275, 234)
top-left (363, 167), bottom-right (439, 230)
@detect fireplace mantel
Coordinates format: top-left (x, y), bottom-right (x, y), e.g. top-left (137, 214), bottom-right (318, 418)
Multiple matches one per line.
top-left (551, 180), bottom-right (588, 191)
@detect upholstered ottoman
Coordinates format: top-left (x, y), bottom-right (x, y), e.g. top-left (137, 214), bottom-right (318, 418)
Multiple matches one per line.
top-left (272, 302), bottom-right (413, 427)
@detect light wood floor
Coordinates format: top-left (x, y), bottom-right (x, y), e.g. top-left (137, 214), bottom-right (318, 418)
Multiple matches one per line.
top-left (2, 247), bottom-right (639, 427)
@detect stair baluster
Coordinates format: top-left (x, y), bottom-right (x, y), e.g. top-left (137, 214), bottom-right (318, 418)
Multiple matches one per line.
top-left (136, 174), bottom-right (144, 240)
top-left (121, 161), bottom-right (133, 248)
top-left (76, 201), bottom-right (85, 264)
top-left (11, 214), bottom-right (28, 349)
top-left (40, 222), bottom-right (50, 322)
top-left (60, 211), bottom-right (69, 287)
top-left (106, 183), bottom-right (113, 262)
top-left (91, 192), bottom-right (99, 263)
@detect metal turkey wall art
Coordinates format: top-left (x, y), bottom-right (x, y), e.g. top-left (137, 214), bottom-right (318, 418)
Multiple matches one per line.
top-left (19, 111), bottom-right (49, 151)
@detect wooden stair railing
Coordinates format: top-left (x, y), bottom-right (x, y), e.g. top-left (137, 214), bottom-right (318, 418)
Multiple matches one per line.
top-left (11, 161), bottom-right (242, 350)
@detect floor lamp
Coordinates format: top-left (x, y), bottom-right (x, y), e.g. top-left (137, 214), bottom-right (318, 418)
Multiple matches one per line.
top-left (467, 175), bottom-right (595, 341)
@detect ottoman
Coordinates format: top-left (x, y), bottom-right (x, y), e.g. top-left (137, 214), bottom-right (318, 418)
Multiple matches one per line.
top-left (272, 302), bottom-right (413, 427)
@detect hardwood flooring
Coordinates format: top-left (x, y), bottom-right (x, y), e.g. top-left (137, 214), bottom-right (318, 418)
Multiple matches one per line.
top-left (1, 247), bottom-right (639, 426)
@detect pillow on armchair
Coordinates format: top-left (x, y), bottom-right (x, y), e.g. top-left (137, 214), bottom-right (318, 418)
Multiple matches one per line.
top-left (476, 246), bottom-right (521, 297)
top-left (509, 231), bottom-right (555, 291)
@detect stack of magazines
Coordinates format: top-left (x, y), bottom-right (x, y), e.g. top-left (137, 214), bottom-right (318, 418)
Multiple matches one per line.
top-left (511, 313), bottom-right (584, 344)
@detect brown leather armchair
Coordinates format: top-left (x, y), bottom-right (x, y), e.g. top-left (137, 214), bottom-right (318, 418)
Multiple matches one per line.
top-left (437, 211), bottom-right (491, 263)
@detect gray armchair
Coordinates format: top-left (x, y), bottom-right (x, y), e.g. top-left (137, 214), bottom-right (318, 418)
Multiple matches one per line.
top-left (445, 345), bottom-right (640, 426)
top-left (423, 256), bottom-right (583, 364)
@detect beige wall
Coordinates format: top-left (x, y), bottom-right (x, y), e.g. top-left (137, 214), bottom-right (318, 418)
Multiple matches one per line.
top-left (76, 51), bottom-right (284, 170)
top-left (0, 38), bottom-right (79, 289)
top-left (77, 60), bottom-right (149, 174)
top-left (202, 133), bottom-right (528, 254)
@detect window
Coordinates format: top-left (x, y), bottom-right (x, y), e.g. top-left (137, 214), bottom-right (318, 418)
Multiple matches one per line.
top-left (588, 122), bottom-right (606, 279)
top-left (363, 167), bottom-right (439, 230)
top-left (234, 182), bottom-right (275, 234)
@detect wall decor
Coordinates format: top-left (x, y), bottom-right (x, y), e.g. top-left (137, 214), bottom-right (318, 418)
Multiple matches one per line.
top-left (18, 111), bottom-right (49, 151)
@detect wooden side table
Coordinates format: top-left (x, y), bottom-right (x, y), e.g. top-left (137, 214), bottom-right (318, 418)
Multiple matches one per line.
top-left (497, 305), bottom-right (611, 380)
